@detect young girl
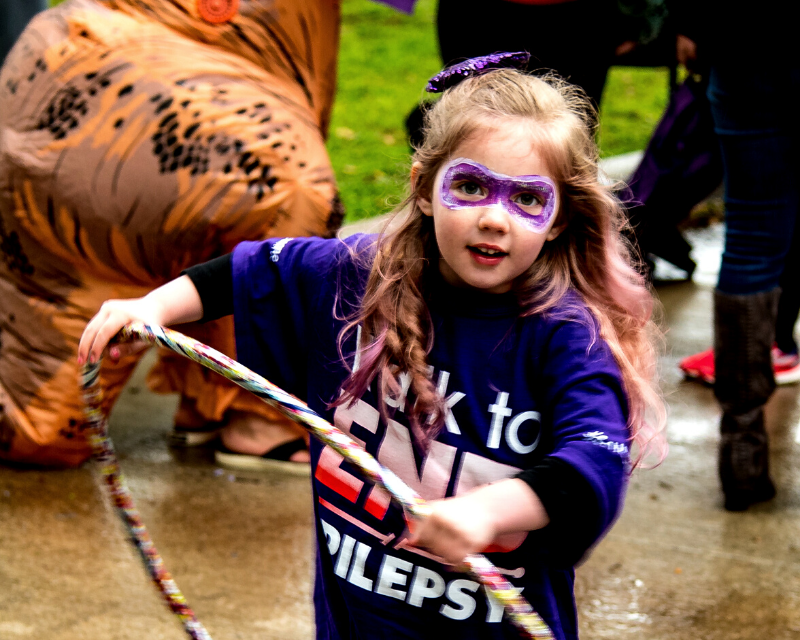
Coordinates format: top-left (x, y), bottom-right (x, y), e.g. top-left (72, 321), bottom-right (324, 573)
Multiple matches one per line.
top-left (79, 59), bottom-right (666, 640)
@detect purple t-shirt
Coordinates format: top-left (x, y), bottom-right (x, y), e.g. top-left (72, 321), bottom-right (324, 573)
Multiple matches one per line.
top-left (231, 234), bottom-right (630, 640)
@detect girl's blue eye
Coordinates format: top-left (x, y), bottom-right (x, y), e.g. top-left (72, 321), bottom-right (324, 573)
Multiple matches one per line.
top-left (514, 192), bottom-right (541, 207)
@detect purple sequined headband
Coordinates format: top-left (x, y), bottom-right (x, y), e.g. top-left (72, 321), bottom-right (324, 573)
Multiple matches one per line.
top-left (425, 52), bottom-right (531, 93)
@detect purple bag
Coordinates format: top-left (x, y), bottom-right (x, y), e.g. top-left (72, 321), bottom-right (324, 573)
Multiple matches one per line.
top-left (624, 75), bottom-right (723, 277)
top-left (370, 0), bottom-right (417, 14)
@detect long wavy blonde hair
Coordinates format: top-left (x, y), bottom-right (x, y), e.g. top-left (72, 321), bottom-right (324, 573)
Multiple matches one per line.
top-left (335, 69), bottom-right (667, 467)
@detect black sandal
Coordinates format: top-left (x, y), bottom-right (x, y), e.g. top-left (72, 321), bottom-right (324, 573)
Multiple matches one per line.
top-left (214, 439), bottom-right (310, 476)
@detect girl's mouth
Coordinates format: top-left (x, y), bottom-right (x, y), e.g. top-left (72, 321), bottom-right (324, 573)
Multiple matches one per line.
top-left (469, 245), bottom-right (508, 257)
top-left (468, 245), bottom-right (508, 264)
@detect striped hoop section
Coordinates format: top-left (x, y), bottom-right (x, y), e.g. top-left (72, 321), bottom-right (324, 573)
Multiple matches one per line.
top-left (81, 323), bottom-right (554, 639)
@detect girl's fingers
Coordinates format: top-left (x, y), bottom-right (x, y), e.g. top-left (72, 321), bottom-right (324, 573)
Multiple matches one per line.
top-left (79, 298), bottom-right (156, 364)
top-left (89, 317), bottom-right (129, 363)
top-left (79, 300), bottom-right (153, 364)
top-left (109, 340), bottom-right (148, 361)
top-left (78, 308), bottom-right (111, 363)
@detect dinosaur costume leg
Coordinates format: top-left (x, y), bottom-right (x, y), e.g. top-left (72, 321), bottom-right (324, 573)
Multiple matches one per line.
top-left (0, 0), bottom-right (343, 466)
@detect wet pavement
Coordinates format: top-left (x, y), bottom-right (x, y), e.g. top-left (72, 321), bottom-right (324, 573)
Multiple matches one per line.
top-left (2, 221), bottom-right (800, 640)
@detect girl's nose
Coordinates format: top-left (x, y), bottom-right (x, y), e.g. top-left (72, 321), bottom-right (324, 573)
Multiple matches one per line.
top-left (478, 204), bottom-right (510, 233)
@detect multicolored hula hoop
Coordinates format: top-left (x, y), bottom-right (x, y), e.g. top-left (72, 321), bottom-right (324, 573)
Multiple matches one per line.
top-left (80, 322), bottom-right (554, 640)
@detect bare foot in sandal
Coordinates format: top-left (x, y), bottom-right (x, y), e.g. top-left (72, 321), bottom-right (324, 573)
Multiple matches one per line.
top-left (169, 397), bottom-right (223, 448)
top-left (215, 411), bottom-right (310, 474)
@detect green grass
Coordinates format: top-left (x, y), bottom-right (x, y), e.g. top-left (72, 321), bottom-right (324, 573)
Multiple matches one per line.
top-left (598, 66), bottom-right (670, 159)
top-left (49, 0), bottom-right (671, 222)
top-left (326, 0), bottom-right (441, 221)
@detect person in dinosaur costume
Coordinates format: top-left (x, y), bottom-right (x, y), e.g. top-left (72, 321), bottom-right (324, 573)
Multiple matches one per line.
top-left (0, 0), bottom-right (343, 468)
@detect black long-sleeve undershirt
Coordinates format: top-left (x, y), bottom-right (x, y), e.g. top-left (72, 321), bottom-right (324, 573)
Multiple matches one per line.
top-left (182, 253), bottom-right (234, 322)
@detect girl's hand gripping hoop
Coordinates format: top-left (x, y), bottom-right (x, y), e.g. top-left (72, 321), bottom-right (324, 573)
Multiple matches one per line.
top-left (81, 323), bottom-right (554, 640)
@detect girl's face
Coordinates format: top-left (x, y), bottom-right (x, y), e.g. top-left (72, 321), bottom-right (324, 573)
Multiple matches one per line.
top-left (417, 121), bottom-right (563, 294)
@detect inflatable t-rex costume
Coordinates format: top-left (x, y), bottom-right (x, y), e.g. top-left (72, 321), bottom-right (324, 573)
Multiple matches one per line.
top-left (0, 0), bottom-right (343, 466)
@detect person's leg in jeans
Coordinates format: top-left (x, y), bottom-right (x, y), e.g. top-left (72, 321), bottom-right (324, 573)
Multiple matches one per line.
top-left (708, 61), bottom-right (800, 510)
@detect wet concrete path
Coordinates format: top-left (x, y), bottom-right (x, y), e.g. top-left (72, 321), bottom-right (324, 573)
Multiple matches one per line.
top-left (2, 222), bottom-right (800, 639)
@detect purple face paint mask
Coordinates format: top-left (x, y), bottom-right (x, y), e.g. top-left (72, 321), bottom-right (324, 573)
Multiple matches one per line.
top-left (439, 158), bottom-right (558, 234)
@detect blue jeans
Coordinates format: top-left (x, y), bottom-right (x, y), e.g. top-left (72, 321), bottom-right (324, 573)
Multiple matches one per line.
top-left (1, 0), bottom-right (48, 63)
top-left (708, 62), bottom-right (800, 295)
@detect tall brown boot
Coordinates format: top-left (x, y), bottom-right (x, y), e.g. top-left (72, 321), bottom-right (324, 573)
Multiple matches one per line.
top-left (714, 288), bottom-right (780, 511)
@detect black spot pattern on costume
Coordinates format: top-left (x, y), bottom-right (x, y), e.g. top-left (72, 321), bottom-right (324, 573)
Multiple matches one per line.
top-left (0, 216), bottom-right (34, 276)
top-left (37, 87), bottom-right (84, 140)
top-left (23, 57), bottom-right (47, 83)
top-left (155, 97), bottom-right (174, 114)
top-left (146, 98), bottom-right (293, 202)
top-left (58, 417), bottom-right (86, 441)
top-left (152, 106), bottom-right (210, 176)
top-left (36, 69), bottom-right (120, 140)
